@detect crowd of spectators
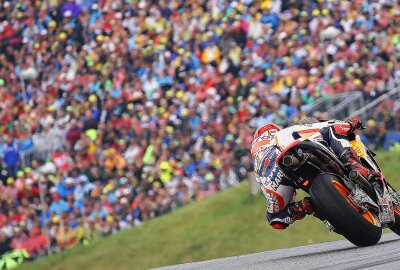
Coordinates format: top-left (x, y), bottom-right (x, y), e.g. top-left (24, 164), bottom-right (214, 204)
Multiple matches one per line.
top-left (360, 99), bottom-right (400, 149)
top-left (0, 0), bottom-right (400, 261)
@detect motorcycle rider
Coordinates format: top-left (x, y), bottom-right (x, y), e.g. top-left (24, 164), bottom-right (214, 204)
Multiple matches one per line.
top-left (251, 117), bottom-right (383, 229)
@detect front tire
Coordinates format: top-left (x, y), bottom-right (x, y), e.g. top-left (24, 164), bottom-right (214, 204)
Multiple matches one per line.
top-left (388, 204), bottom-right (400, 236)
top-left (386, 185), bottom-right (400, 236)
top-left (309, 174), bottom-right (382, 247)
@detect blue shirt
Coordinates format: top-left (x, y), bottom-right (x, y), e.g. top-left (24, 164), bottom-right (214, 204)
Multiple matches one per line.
top-left (4, 143), bottom-right (19, 166)
top-left (49, 200), bottom-right (69, 216)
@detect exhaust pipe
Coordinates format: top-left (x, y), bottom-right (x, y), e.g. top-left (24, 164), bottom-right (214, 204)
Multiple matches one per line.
top-left (282, 155), bottom-right (300, 167)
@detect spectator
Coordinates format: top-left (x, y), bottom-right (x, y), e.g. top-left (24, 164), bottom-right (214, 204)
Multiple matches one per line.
top-left (0, 0), bottom-right (399, 265)
top-left (3, 136), bottom-right (19, 178)
top-left (361, 119), bottom-right (385, 150)
top-left (49, 193), bottom-right (69, 217)
top-left (0, 232), bottom-right (12, 256)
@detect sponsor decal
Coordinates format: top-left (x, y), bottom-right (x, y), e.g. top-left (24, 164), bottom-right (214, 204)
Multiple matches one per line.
top-left (254, 147), bottom-right (284, 191)
top-left (266, 193), bottom-right (281, 213)
top-left (264, 169), bottom-right (283, 190)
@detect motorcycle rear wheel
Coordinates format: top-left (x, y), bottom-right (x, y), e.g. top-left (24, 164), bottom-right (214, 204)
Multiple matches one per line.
top-left (310, 174), bottom-right (382, 247)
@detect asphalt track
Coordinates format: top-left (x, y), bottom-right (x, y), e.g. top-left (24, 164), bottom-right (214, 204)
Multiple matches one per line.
top-left (156, 233), bottom-right (400, 270)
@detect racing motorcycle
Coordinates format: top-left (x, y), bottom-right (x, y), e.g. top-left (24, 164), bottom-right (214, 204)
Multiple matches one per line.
top-left (275, 131), bottom-right (400, 247)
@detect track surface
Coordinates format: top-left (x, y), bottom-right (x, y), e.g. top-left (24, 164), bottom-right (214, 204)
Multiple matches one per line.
top-left (156, 233), bottom-right (400, 270)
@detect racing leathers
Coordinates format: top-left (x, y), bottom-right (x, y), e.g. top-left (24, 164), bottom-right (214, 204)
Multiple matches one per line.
top-left (251, 118), bottom-right (382, 229)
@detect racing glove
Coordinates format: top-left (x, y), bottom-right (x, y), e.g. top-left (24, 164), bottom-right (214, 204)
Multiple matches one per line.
top-left (346, 117), bottom-right (363, 133)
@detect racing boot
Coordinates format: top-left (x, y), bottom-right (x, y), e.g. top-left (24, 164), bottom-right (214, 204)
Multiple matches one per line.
top-left (269, 197), bottom-right (314, 229)
top-left (339, 147), bottom-right (382, 180)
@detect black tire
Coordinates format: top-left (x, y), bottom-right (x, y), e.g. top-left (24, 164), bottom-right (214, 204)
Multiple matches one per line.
top-left (387, 185), bottom-right (400, 236)
top-left (309, 174), bottom-right (382, 247)
top-left (389, 210), bottom-right (400, 236)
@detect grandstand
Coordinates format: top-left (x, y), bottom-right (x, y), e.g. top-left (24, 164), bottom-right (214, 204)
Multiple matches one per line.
top-left (0, 0), bottom-right (400, 268)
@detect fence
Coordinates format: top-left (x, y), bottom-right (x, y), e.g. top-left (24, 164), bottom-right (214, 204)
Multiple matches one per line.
top-left (19, 129), bottom-right (66, 167)
top-left (347, 87), bottom-right (400, 121)
top-left (293, 91), bottom-right (365, 121)
top-left (326, 91), bottom-right (365, 120)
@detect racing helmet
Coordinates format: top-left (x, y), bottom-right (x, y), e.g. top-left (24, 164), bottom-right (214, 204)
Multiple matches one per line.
top-left (253, 123), bottom-right (281, 140)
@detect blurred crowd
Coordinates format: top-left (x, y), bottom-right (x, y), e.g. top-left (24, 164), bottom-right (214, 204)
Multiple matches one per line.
top-left (359, 99), bottom-right (400, 150)
top-left (1, 0), bottom-right (400, 260)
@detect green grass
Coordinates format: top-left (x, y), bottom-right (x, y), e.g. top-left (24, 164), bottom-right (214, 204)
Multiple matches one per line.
top-left (20, 151), bottom-right (400, 270)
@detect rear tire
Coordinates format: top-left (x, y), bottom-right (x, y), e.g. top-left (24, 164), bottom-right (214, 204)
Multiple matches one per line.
top-left (309, 174), bottom-right (382, 247)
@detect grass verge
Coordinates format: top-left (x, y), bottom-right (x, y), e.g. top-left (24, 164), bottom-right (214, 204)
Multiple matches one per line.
top-left (19, 151), bottom-right (400, 270)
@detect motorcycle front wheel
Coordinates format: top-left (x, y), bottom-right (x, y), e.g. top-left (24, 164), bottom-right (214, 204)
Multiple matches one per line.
top-left (309, 173), bottom-right (382, 247)
top-left (387, 186), bottom-right (400, 236)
